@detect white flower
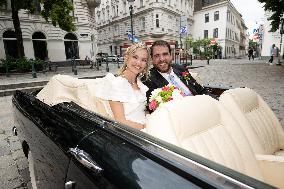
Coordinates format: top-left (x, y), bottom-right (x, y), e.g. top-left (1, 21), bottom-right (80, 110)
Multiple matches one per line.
top-left (155, 95), bottom-right (163, 103)
top-left (149, 88), bottom-right (162, 101)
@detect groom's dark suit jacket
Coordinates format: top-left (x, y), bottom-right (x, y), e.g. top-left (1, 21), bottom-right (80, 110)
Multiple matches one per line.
top-left (143, 64), bottom-right (217, 102)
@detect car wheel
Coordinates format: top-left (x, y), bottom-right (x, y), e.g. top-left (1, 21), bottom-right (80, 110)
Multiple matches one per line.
top-left (28, 151), bottom-right (38, 189)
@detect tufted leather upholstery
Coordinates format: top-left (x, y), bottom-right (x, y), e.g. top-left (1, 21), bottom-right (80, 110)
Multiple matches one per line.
top-left (146, 96), bottom-right (263, 180)
top-left (146, 95), bottom-right (284, 188)
top-left (219, 88), bottom-right (284, 156)
top-left (36, 74), bottom-right (112, 118)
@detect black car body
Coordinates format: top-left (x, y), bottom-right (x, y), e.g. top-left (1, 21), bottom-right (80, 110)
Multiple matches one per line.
top-left (12, 88), bottom-right (275, 189)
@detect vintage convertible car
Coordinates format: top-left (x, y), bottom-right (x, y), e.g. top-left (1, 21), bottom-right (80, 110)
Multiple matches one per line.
top-left (12, 75), bottom-right (283, 189)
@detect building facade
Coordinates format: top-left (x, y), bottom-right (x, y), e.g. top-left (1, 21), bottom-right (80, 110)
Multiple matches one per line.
top-left (0, 0), bottom-right (100, 62)
top-left (192, 0), bottom-right (247, 58)
top-left (95, 0), bottom-right (194, 56)
top-left (260, 11), bottom-right (284, 59)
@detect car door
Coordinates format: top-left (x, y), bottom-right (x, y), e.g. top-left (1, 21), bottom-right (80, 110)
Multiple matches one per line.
top-left (64, 123), bottom-right (207, 189)
top-left (13, 92), bottom-right (96, 189)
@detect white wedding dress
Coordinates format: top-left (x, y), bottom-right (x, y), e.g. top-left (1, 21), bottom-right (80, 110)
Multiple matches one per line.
top-left (95, 73), bottom-right (148, 125)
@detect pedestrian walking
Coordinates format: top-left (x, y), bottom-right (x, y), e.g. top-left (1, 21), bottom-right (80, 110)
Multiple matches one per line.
top-left (268, 44), bottom-right (275, 65)
top-left (248, 47), bottom-right (253, 60)
top-left (253, 48), bottom-right (256, 60)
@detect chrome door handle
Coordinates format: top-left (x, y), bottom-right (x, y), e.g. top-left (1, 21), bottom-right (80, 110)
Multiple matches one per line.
top-left (69, 147), bottom-right (103, 174)
top-left (65, 181), bottom-right (76, 189)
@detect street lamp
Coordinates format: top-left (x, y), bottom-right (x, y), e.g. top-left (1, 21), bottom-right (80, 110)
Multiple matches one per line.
top-left (278, 18), bottom-right (284, 64)
top-left (127, 0), bottom-right (135, 43)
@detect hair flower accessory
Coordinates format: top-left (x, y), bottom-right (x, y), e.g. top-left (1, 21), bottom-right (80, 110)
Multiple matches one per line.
top-left (148, 85), bottom-right (185, 111)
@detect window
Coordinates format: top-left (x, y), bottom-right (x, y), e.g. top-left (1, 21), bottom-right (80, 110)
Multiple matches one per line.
top-left (227, 11), bottom-right (230, 22)
top-left (32, 32), bottom-right (47, 60)
top-left (214, 11), bottom-right (219, 21)
top-left (156, 14), bottom-right (160, 28)
top-left (226, 28), bottom-right (228, 38)
top-left (140, 17), bottom-right (146, 30)
top-left (123, 1), bottom-right (126, 13)
top-left (114, 25), bottom-right (119, 36)
top-left (3, 30), bottom-right (18, 58)
top-left (213, 28), bottom-right (218, 38)
top-left (97, 11), bottom-right (101, 22)
top-left (140, 0), bottom-right (144, 6)
top-left (102, 9), bottom-right (105, 21)
top-left (64, 33), bottom-right (79, 59)
top-left (106, 6), bottom-right (110, 20)
top-left (204, 30), bottom-right (208, 38)
top-left (205, 13), bottom-right (209, 23)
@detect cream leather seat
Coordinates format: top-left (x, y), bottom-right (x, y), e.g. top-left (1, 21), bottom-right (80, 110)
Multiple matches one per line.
top-left (36, 74), bottom-right (112, 118)
top-left (219, 88), bottom-right (284, 156)
top-left (219, 88), bottom-right (284, 188)
top-left (146, 95), bottom-right (283, 188)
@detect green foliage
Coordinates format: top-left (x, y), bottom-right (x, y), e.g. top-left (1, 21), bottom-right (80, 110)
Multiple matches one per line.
top-left (0, 57), bottom-right (43, 73)
top-left (249, 40), bottom-right (259, 48)
top-left (40, 0), bottom-right (75, 32)
top-left (185, 37), bottom-right (215, 59)
top-left (0, 0), bottom-right (75, 32)
top-left (14, 0), bottom-right (36, 13)
top-left (0, 0), bottom-right (6, 7)
top-left (257, 0), bottom-right (284, 32)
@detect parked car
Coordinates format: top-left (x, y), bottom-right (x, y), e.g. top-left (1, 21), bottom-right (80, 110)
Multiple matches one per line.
top-left (12, 82), bottom-right (276, 189)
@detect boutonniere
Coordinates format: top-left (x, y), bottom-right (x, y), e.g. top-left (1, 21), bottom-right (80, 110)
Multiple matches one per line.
top-left (181, 71), bottom-right (190, 84)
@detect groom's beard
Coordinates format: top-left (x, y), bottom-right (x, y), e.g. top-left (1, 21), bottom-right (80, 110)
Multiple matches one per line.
top-left (154, 61), bottom-right (171, 73)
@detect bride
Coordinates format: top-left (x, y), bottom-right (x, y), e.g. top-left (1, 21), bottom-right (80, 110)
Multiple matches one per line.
top-left (95, 42), bottom-right (151, 130)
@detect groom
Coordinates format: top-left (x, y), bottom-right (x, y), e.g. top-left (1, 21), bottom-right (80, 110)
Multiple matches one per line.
top-left (143, 40), bottom-right (216, 102)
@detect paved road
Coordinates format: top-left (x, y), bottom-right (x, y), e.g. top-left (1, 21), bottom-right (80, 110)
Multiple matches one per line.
top-left (192, 59), bottom-right (284, 127)
top-left (0, 58), bottom-right (283, 188)
top-left (0, 96), bottom-right (30, 189)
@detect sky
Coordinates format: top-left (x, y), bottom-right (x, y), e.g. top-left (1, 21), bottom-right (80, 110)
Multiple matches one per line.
top-left (230, 0), bottom-right (265, 34)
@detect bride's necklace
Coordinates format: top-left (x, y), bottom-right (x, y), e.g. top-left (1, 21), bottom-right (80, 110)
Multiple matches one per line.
top-left (121, 74), bottom-right (136, 85)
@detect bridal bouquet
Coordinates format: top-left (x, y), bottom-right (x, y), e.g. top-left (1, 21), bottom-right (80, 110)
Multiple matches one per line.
top-left (148, 85), bottom-right (185, 111)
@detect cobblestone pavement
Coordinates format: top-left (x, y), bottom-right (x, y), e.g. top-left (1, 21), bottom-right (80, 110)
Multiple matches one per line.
top-left (0, 58), bottom-right (283, 188)
top-left (192, 59), bottom-right (284, 127)
top-left (0, 96), bottom-right (30, 189)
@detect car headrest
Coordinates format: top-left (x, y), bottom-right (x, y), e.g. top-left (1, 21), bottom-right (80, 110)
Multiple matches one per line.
top-left (221, 88), bottom-right (259, 113)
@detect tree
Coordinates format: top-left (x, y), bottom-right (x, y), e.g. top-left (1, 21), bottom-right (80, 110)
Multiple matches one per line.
top-left (257, 0), bottom-right (284, 32)
top-left (0, 0), bottom-right (75, 58)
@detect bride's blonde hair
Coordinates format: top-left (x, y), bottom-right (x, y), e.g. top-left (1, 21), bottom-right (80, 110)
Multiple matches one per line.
top-left (118, 42), bottom-right (151, 79)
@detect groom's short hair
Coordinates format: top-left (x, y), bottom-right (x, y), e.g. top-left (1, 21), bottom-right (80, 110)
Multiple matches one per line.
top-left (151, 40), bottom-right (171, 57)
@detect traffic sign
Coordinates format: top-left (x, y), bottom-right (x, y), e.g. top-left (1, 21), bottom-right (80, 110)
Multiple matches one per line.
top-left (127, 33), bottom-right (139, 42)
top-left (180, 26), bottom-right (187, 34)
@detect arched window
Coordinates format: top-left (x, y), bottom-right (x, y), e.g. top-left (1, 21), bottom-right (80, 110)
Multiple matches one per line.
top-left (3, 30), bottom-right (19, 58)
top-left (32, 32), bottom-right (48, 60)
top-left (64, 33), bottom-right (79, 59)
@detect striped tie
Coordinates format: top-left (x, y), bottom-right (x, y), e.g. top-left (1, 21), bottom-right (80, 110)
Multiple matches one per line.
top-left (168, 75), bottom-right (192, 96)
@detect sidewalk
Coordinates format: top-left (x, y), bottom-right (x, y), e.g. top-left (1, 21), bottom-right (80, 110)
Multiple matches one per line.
top-left (0, 63), bottom-right (121, 86)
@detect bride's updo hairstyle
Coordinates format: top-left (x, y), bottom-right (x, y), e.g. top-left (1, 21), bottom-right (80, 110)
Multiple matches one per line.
top-left (118, 42), bottom-right (151, 79)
